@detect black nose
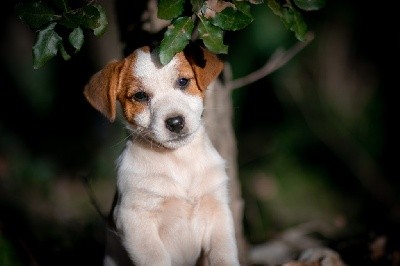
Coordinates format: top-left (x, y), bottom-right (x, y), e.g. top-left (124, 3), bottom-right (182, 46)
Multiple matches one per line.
top-left (165, 116), bottom-right (185, 133)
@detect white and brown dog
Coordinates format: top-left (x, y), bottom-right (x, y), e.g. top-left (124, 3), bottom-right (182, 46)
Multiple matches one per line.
top-left (84, 45), bottom-right (239, 266)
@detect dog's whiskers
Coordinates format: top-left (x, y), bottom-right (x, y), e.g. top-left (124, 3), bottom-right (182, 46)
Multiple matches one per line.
top-left (111, 131), bottom-right (134, 148)
top-left (126, 126), bottom-right (165, 151)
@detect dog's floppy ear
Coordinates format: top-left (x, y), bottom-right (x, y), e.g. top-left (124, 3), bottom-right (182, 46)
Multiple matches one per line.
top-left (184, 44), bottom-right (224, 91)
top-left (83, 59), bottom-right (126, 122)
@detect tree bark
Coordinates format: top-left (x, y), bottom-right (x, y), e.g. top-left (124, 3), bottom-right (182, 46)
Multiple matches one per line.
top-left (204, 78), bottom-right (247, 264)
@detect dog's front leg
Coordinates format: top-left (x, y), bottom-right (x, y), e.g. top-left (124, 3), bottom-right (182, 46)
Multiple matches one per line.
top-left (117, 208), bottom-right (171, 266)
top-left (207, 204), bottom-right (240, 266)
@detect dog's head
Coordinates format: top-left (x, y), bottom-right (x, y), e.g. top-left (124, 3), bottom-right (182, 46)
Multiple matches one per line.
top-left (84, 45), bottom-right (223, 149)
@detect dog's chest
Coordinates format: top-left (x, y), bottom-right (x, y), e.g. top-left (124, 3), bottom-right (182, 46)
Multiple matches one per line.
top-left (117, 136), bottom-right (227, 198)
top-left (155, 194), bottom-right (221, 264)
top-left (116, 137), bottom-right (228, 263)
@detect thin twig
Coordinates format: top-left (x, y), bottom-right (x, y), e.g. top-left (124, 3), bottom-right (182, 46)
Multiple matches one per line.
top-left (228, 32), bottom-right (315, 91)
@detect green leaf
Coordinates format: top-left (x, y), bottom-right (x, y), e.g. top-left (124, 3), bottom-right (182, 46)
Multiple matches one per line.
top-left (58, 42), bottom-right (71, 60)
top-left (234, 1), bottom-right (252, 17)
top-left (159, 16), bottom-right (195, 65)
top-left (69, 27), bottom-right (84, 51)
top-left (77, 4), bottom-right (108, 35)
top-left (267, 0), bottom-right (283, 16)
top-left (58, 12), bottom-right (80, 28)
top-left (158, 0), bottom-right (185, 20)
top-left (211, 4), bottom-right (253, 31)
top-left (198, 19), bottom-right (228, 54)
top-left (267, 0), bottom-right (308, 41)
top-left (293, 0), bottom-right (325, 11)
top-left (281, 6), bottom-right (307, 41)
top-left (59, 6), bottom-right (97, 29)
top-left (80, 5), bottom-right (101, 29)
top-left (15, 1), bottom-right (59, 29)
top-left (59, 4), bottom-right (107, 35)
top-left (92, 4), bottom-right (108, 36)
top-left (32, 22), bottom-right (62, 69)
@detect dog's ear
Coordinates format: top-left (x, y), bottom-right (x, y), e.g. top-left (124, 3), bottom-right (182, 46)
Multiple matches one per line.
top-left (184, 45), bottom-right (224, 91)
top-left (83, 59), bottom-right (126, 122)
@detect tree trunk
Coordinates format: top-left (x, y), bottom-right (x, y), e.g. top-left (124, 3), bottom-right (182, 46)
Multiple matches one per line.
top-left (204, 79), bottom-right (247, 264)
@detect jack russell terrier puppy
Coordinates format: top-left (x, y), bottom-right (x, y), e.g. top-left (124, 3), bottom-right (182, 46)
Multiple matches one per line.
top-left (84, 45), bottom-right (240, 266)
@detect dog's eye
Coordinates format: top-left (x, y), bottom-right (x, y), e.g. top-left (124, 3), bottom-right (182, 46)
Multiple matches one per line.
top-left (177, 78), bottom-right (189, 89)
top-left (133, 91), bottom-right (149, 102)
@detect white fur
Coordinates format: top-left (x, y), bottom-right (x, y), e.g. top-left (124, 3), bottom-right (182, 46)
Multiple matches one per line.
top-left (102, 48), bottom-right (239, 266)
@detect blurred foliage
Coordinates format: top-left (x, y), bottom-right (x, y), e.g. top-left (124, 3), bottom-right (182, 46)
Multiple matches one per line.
top-left (228, 0), bottom-right (400, 252)
top-left (0, 234), bottom-right (21, 266)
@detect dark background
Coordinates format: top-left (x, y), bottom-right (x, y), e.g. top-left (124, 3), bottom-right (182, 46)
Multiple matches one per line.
top-left (1, 0), bottom-right (399, 265)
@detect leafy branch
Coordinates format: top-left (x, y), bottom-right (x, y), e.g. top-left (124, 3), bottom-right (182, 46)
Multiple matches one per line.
top-left (15, 0), bottom-right (108, 69)
top-left (228, 32), bottom-right (315, 91)
top-left (15, 0), bottom-right (325, 69)
top-left (157, 0), bottom-right (324, 64)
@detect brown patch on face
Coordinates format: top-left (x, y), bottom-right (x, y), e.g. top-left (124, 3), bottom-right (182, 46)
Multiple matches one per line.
top-left (83, 46), bottom-right (151, 123)
top-left (117, 52), bottom-right (148, 125)
top-left (83, 60), bottom-right (124, 121)
top-left (175, 52), bottom-right (204, 98)
top-left (183, 44), bottom-right (224, 93)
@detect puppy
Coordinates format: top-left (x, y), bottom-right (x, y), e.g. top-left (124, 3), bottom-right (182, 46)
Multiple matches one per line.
top-left (84, 45), bottom-right (239, 266)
